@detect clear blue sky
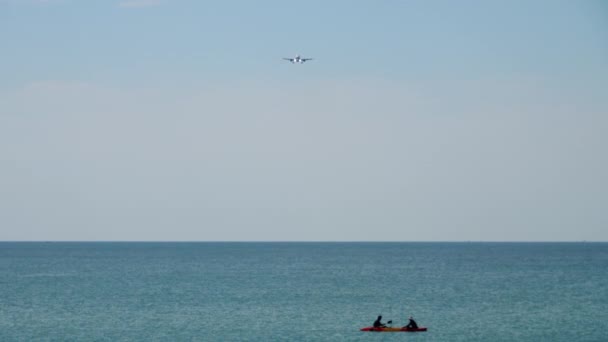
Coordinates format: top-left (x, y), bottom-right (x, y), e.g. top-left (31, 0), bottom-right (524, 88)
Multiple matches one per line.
top-left (1, 0), bottom-right (607, 241)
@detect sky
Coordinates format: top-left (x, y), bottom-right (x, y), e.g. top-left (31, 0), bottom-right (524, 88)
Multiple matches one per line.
top-left (1, 0), bottom-right (607, 241)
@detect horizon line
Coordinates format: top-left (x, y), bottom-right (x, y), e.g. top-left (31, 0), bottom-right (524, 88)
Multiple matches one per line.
top-left (0, 240), bottom-right (605, 243)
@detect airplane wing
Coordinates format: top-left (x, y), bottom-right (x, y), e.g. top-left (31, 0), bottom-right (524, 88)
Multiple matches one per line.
top-left (302, 58), bottom-right (313, 61)
top-left (283, 58), bottom-right (293, 61)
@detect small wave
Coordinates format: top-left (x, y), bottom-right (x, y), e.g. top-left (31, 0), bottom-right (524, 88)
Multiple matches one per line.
top-left (21, 273), bottom-right (75, 278)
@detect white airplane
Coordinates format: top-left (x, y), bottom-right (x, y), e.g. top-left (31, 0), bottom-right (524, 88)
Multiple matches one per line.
top-left (283, 55), bottom-right (313, 64)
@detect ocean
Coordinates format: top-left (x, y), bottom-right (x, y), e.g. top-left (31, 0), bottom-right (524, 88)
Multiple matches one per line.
top-left (1, 242), bottom-right (607, 341)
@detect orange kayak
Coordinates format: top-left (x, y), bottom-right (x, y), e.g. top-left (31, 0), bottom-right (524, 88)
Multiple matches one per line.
top-left (360, 326), bottom-right (427, 332)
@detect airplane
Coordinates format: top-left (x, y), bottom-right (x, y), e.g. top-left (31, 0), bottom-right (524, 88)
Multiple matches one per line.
top-left (283, 55), bottom-right (313, 64)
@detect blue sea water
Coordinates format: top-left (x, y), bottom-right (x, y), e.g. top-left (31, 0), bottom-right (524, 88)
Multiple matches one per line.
top-left (1, 242), bottom-right (607, 341)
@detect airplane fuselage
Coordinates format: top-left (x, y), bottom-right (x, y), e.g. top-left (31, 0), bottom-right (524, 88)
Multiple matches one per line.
top-left (285, 55), bottom-right (311, 64)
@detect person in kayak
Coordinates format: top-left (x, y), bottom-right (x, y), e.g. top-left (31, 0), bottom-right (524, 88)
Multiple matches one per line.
top-left (404, 316), bottom-right (419, 329)
top-left (373, 315), bottom-right (387, 328)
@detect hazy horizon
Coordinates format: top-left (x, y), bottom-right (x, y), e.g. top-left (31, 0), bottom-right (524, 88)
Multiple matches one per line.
top-left (1, 240), bottom-right (607, 243)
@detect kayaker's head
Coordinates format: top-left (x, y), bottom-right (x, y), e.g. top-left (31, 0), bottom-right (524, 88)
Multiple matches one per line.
top-left (377, 315), bottom-right (382, 320)
top-left (409, 316), bottom-right (413, 320)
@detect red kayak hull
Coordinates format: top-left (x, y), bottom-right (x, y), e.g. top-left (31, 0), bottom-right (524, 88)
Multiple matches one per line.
top-left (360, 326), bottom-right (427, 332)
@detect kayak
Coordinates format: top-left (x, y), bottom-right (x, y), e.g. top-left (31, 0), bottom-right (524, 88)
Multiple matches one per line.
top-left (361, 326), bottom-right (427, 332)
top-left (360, 326), bottom-right (427, 332)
